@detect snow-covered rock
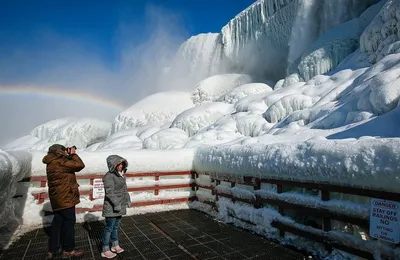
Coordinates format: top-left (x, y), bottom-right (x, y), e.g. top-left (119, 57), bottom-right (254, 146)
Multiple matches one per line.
top-left (171, 102), bottom-right (234, 136)
top-left (110, 92), bottom-right (195, 135)
top-left (263, 94), bottom-right (315, 123)
top-left (4, 118), bottom-right (110, 151)
top-left (236, 114), bottom-right (272, 137)
top-left (220, 83), bottom-right (273, 104)
top-left (191, 74), bottom-right (254, 105)
top-left (360, 0), bottom-right (400, 63)
top-left (143, 128), bottom-right (188, 149)
top-left (96, 135), bottom-right (142, 151)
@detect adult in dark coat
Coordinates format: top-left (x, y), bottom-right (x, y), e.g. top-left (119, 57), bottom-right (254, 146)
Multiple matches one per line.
top-left (42, 144), bottom-right (85, 259)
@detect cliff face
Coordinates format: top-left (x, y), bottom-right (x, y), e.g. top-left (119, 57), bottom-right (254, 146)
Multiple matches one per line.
top-left (167, 0), bottom-right (377, 84)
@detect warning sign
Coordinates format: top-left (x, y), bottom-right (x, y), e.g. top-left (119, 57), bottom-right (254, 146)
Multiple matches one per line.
top-left (92, 179), bottom-right (105, 199)
top-left (369, 198), bottom-right (400, 244)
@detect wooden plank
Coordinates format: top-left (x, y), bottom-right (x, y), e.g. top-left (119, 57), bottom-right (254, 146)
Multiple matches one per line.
top-left (32, 184), bottom-right (191, 201)
top-left (197, 173), bottom-right (400, 202)
top-left (272, 221), bottom-right (375, 260)
top-left (44, 197), bottom-right (193, 215)
top-left (196, 184), bottom-right (214, 190)
top-left (259, 178), bottom-right (400, 202)
top-left (20, 171), bottom-right (192, 183)
top-left (259, 197), bottom-right (369, 228)
top-left (128, 184), bottom-right (191, 192)
top-left (33, 190), bottom-right (93, 200)
top-left (321, 190), bottom-right (332, 231)
top-left (215, 192), bottom-right (369, 228)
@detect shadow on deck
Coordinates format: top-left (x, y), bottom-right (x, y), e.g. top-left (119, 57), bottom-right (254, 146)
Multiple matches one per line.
top-left (0, 210), bottom-right (306, 260)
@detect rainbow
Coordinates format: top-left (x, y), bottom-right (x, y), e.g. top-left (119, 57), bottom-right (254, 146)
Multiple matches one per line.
top-left (0, 85), bottom-right (126, 111)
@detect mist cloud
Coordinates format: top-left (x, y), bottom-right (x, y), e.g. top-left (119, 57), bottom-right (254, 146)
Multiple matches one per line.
top-left (0, 4), bottom-right (191, 145)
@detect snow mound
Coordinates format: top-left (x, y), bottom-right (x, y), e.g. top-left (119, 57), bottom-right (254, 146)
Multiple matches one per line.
top-left (171, 103), bottom-right (234, 136)
top-left (236, 114), bottom-right (272, 137)
top-left (220, 83), bottom-right (273, 104)
top-left (110, 92), bottom-right (194, 135)
top-left (360, 0), bottom-right (400, 63)
top-left (368, 56), bottom-right (400, 115)
top-left (4, 118), bottom-right (110, 151)
top-left (143, 128), bottom-right (188, 149)
top-left (191, 74), bottom-right (254, 105)
top-left (96, 135), bottom-right (142, 151)
top-left (0, 151), bottom-right (13, 229)
top-left (263, 94), bottom-right (315, 123)
top-left (0, 150), bottom-right (32, 237)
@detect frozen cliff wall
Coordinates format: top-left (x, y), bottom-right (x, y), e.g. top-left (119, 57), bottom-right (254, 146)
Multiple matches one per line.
top-left (164, 33), bottom-right (228, 90)
top-left (164, 0), bottom-right (380, 90)
top-left (289, 0), bottom-right (386, 81)
top-left (360, 0), bottom-right (400, 63)
top-left (221, 0), bottom-right (298, 80)
top-left (220, 0), bottom-right (375, 81)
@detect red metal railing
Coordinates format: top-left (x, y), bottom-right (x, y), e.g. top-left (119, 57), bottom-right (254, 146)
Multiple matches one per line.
top-left (20, 171), bottom-right (196, 211)
top-left (191, 172), bottom-right (400, 260)
top-left (20, 170), bottom-right (400, 259)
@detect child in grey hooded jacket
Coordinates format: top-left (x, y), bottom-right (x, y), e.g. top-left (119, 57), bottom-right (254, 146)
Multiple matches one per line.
top-left (101, 155), bottom-right (131, 259)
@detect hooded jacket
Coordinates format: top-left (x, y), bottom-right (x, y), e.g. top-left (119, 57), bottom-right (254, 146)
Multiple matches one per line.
top-left (42, 144), bottom-right (85, 211)
top-left (102, 155), bottom-right (131, 217)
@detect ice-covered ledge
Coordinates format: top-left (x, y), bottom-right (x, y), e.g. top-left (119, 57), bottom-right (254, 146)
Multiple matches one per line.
top-left (193, 138), bottom-right (400, 193)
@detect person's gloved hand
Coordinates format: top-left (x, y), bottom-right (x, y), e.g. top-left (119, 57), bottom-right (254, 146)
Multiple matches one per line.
top-left (114, 205), bottom-right (121, 212)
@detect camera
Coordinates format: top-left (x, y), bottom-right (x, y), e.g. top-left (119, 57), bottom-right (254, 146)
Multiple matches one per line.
top-left (66, 145), bottom-right (77, 159)
top-left (66, 145), bottom-right (77, 154)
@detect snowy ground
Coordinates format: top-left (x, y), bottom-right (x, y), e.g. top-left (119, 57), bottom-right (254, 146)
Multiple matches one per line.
top-left (2, 0), bottom-right (400, 259)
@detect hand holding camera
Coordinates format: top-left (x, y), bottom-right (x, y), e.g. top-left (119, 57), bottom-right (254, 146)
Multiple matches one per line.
top-left (67, 145), bottom-right (77, 154)
top-left (66, 145), bottom-right (77, 159)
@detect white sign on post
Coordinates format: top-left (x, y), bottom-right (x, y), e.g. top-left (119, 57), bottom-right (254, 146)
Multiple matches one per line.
top-left (369, 198), bottom-right (400, 244)
top-left (92, 178), bottom-right (105, 199)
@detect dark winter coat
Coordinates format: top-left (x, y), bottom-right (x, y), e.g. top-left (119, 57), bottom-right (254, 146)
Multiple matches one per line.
top-left (102, 155), bottom-right (131, 217)
top-left (42, 144), bottom-right (85, 211)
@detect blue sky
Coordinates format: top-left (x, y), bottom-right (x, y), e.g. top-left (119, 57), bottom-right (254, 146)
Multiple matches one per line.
top-left (0, 0), bottom-right (255, 144)
top-left (0, 0), bottom-right (254, 71)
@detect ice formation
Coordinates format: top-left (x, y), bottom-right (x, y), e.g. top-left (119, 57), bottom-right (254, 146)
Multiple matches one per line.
top-left (143, 128), bottom-right (188, 150)
top-left (191, 74), bottom-right (254, 105)
top-left (4, 118), bottom-right (110, 151)
top-left (360, 0), bottom-right (400, 63)
top-left (167, 33), bottom-right (227, 86)
top-left (220, 83), bottom-right (273, 104)
top-left (291, 0), bottom-right (386, 81)
top-left (110, 91), bottom-right (194, 135)
top-left (171, 102), bottom-right (234, 136)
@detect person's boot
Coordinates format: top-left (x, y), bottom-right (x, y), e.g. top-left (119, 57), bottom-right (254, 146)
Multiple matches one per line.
top-left (62, 249), bottom-right (84, 258)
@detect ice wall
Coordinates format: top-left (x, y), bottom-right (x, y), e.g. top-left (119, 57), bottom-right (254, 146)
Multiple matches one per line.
top-left (360, 0), bottom-right (400, 63)
top-left (164, 33), bottom-right (228, 89)
top-left (221, 0), bottom-right (298, 80)
top-left (289, 0), bottom-right (385, 81)
top-left (167, 0), bottom-right (376, 86)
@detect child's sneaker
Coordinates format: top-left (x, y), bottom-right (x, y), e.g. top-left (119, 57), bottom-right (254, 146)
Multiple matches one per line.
top-left (111, 245), bottom-right (124, 253)
top-left (101, 250), bottom-right (117, 259)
